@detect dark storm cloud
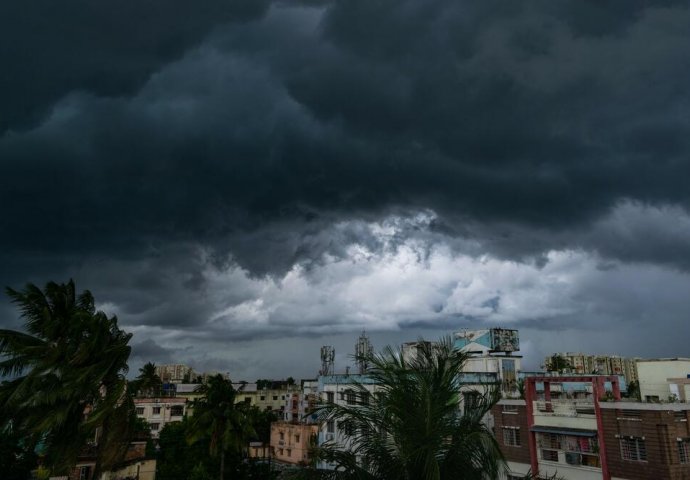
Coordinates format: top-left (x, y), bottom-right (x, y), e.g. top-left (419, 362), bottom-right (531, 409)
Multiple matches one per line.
top-left (3, 0), bottom-right (690, 375)
top-left (0, 0), bottom-right (271, 132)
top-left (2, 0), bottom-right (690, 277)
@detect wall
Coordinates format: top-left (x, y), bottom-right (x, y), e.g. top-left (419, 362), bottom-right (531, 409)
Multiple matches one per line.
top-left (638, 360), bottom-right (690, 402)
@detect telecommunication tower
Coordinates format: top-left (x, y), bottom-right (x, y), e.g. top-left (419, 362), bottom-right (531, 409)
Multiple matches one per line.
top-left (320, 346), bottom-right (335, 376)
top-left (355, 330), bottom-right (374, 374)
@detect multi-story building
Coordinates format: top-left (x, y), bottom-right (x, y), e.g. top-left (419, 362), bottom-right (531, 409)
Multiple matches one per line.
top-left (316, 373), bottom-right (383, 470)
top-left (637, 358), bottom-right (690, 402)
top-left (545, 353), bottom-right (641, 384)
top-left (154, 364), bottom-right (195, 384)
top-left (270, 421), bottom-right (319, 465)
top-left (493, 374), bottom-right (690, 480)
top-left (454, 328), bottom-right (522, 398)
top-left (134, 397), bottom-right (188, 438)
top-left (233, 382), bottom-right (299, 413)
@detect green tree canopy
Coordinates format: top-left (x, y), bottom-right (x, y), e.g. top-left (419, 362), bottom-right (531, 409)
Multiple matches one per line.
top-left (315, 337), bottom-right (506, 480)
top-left (0, 280), bottom-right (135, 475)
top-left (187, 374), bottom-right (257, 480)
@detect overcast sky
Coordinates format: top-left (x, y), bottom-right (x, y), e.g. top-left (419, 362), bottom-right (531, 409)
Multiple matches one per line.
top-left (2, 0), bottom-right (690, 380)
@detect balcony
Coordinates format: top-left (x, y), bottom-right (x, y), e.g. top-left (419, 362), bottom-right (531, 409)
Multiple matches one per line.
top-left (533, 400), bottom-right (596, 430)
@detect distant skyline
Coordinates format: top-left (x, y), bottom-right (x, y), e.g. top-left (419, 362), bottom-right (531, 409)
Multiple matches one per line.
top-left (3, 1), bottom-right (690, 379)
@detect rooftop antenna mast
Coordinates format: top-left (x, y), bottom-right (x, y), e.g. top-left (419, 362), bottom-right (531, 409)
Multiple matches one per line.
top-left (355, 330), bottom-right (374, 374)
top-left (319, 346), bottom-right (335, 376)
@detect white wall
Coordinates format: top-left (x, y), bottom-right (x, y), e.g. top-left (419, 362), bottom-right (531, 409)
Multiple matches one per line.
top-left (637, 360), bottom-right (690, 401)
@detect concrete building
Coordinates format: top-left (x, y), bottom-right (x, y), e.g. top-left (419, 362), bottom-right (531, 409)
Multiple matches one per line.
top-left (270, 421), bottom-right (319, 465)
top-left (545, 353), bottom-right (641, 384)
top-left (637, 358), bottom-right (690, 402)
top-left (233, 382), bottom-right (299, 413)
top-left (316, 374), bottom-right (383, 470)
top-left (134, 397), bottom-right (188, 438)
top-left (493, 375), bottom-right (690, 480)
top-left (154, 364), bottom-right (195, 384)
top-left (454, 328), bottom-right (522, 397)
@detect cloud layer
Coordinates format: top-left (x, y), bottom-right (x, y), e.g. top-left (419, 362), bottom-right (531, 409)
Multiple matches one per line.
top-left (2, 1), bottom-right (690, 378)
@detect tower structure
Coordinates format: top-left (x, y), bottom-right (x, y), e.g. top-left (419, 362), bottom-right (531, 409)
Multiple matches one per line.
top-left (355, 331), bottom-right (374, 374)
top-left (319, 346), bottom-right (335, 376)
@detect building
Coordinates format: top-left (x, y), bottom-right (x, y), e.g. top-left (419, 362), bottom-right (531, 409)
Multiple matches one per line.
top-left (545, 353), bottom-right (641, 384)
top-left (154, 364), bottom-right (195, 384)
top-left (454, 328), bottom-right (522, 397)
top-left (233, 382), bottom-right (299, 413)
top-left (493, 374), bottom-right (690, 480)
top-left (134, 397), bottom-right (188, 438)
top-left (637, 358), bottom-right (690, 402)
top-left (270, 421), bottom-right (319, 465)
top-left (316, 373), bottom-right (383, 469)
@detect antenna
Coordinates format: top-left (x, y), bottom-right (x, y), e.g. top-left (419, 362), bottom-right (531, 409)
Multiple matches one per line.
top-left (355, 330), bottom-right (374, 374)
top-left (320, 346), bottom-right (335, 376)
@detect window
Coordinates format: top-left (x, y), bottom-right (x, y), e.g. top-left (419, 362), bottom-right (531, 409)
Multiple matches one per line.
top-left (361, 392), bottom-right (370, 405)
top-left (282, 395), bottom-right (285, 400)
top-left (79, 466), bottom-right (91, 480)
top-left (326, 392), bottom-right (334, 403)
top-left (295, 434), bottom-right (300, 443)
top-left (273, 395), bottom-right (278, 401)
top-left (152, 406), bottom-right (161, 416)
top-left (542, 449), bottom-right (558, 461)
top-left (346, 390), bottom-right (356, 405)
top-left (260, 395), bottom-right (265, 401)
top-left (463, 392), bottom-right (480, 414)
top-left (279, 448), bottom-right (283, 456)
top-left (620, 437), bottom-right (647, 461)
top-left (150, 423), bottom-right (160, 431)
top-left (502, 404), bottom-right (518, 413)
top-left (287, 449), bottom-right (291, 457)
top-left (170, 405), bottom-right (184, 416)
top-left (679, 439), bottom-right (690, 463)
top-left (502, 427), bottom-right (520, 446)
top-left (327, 420), bottom-right (335, 433)
top-left (135, 407), bottom-right (145, 415)
top-left (280, 432), bottom-right (284, 440)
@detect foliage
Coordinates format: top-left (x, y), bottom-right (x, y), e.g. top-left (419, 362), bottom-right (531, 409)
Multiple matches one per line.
top-left (131, 362), bottom-right (163, 398)
top-left (187, 374), bottom-right (257, 479)
top-left (157, 420), bottom-right (218, 480)
top-left (625, 380), bottom-right (641, 400)
top-left (248, 406), bottom-right (278, 444)
top-left (0, 280), bottom-right (135, 476)
top-left (314, 337), bottom-right (506, 480)
top-left (546, 355), bottom-right (570, 373)
top-left (0, 421), bottom-right (39, 480)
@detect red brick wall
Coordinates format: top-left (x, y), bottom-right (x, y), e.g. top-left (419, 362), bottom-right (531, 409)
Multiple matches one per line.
top-left (601, 407), bottom-right (690, 480)
top-left (491, 403), bottom-right (531, 465)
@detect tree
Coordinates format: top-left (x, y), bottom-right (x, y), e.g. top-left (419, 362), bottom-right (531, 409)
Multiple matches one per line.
top-left (132, 362), bottom-right (163, 398)
top-left (546, 354), bottom-right (570, 373)
top-left (0, 280), bottom-right (136, 476)
top-left (187, 374), bottom-right (256, 480)
top-left (315, 337), bottom-right (506, 480)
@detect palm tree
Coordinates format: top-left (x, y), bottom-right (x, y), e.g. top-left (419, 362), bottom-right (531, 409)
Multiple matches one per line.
top-left (315, 337), bottom-right (506, 480)
top-left (0, 280), bottom-right (135, 476)
top-left (133, 362), bottom-right (163, 398)
top-left (187, 374), bottom-right (256, 480)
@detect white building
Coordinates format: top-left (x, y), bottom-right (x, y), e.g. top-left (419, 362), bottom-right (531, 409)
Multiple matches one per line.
top-left (637, 358), bottom-right (690, 402)
top-left (134, 397), bottom-right (188, 438)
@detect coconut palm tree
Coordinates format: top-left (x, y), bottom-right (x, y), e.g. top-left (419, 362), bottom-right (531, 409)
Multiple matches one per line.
top-left (187, 374), bottom-right (256, 480)
top-left (0, 280), bottom-right (135, 476)
top-left (133, 362), bottom-right (163, 398)
top-left (315, 337), bottom-right (506, 480)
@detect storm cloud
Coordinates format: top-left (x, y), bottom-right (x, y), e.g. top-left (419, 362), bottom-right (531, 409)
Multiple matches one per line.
top-left (2, 0), bottom-right (690, 378)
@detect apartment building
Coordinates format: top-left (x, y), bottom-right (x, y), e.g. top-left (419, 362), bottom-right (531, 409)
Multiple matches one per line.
top-left (154, 364), bottom-right (195, 384)
top-left (270, 421), bottom-right (319, 465)
top-left (493, 375), bottom-right (690, 480)
top-left (316, 373), bottom-right (383, 470)
top-left (233, 382), bottom-right (299, 413)
top-left (134, 397), bottom-right (187, 438)
top-left (545, 353), bottom-right (640, 384)
top-left (636, 358), bottom-right (690, 402)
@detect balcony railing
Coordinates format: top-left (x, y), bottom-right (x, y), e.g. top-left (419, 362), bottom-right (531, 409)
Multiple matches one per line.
top-left (534, 400), bottom-right (595, 417)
